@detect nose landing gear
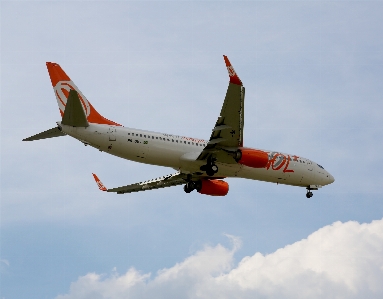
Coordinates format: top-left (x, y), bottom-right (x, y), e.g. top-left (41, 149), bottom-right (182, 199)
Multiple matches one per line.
top-left (306, 190), bottom-right (313, 198)
top-left (306, 185), bottom-right (321, 198)
top-left (306, 186), bottom-right (316, 198)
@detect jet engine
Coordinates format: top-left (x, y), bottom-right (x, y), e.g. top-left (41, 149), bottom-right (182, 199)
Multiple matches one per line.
top-left (196, 179), bottom-right (229, 196)
top-left (236, 148), bottom-right (269, 168)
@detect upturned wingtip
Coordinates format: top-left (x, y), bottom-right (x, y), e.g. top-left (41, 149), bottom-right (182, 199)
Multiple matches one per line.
top-left (92, 173), bottom-right (107, 191)
top-left (223, 55), bottom-right (242, 86)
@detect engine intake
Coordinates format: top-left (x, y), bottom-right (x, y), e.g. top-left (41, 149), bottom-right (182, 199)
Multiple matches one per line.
top-left (196, 179), bottom-right (229, 196)
top-left (237, 148), bottom-right (269, 168)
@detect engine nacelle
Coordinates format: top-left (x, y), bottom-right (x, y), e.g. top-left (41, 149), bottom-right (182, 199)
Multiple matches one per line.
top-left (197, 179), bottom-right (229, 196)
top-left (237, 148), bottom-right (269, 168)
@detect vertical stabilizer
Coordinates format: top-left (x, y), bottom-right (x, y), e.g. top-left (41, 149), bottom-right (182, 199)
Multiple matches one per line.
top-left (46, 62), bottom-right (121, 126)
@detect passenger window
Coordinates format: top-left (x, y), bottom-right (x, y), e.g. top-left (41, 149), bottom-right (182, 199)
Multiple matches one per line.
top-left (140, 134), bottom-right (142, 137)
top-left (184, 141), bottom-right (186, 144)
top-left (172, 139), bottom-right (174, 142)
top-left (152, 136), bottom-right (154, 139)
top-left (144, 135), bottom-right (146, 138)
top-left (188, 142), bottom-right (190, 144)
top-left (156, 137), bottom-right (158, 139)
top-left (192, 142), bottom-right (194, 145)
top-left (176, 140), bottom-right (178, 143)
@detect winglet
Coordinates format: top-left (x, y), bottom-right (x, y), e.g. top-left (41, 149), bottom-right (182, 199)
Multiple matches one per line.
top-left (92, 173), bottom-right (107, 191)
top-left (223, 55), bottom-right (242, 86)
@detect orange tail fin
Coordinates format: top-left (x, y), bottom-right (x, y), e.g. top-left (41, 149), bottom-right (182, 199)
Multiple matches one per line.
top-left (46, 62), bottom-right (121, 126)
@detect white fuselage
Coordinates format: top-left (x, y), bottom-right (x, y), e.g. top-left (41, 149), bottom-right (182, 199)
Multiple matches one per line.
top-left (60, 123), bottom-right (334, 188)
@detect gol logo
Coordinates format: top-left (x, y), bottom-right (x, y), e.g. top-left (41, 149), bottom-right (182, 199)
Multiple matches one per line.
top-left (226, 65), bottom-right (236, 77)
top-left (96, 180), bottom-right (106, 191)
top-left (54, 80), bottom-right (91, 117)
top-left (266, 152), bottom-right (295, 173)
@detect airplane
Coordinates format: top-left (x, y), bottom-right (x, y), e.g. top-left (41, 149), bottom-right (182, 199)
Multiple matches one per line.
top-left (23, 56), bottom-right (334, 198)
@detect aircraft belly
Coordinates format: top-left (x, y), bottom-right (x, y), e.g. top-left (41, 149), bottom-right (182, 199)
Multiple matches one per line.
top-left (215, 163), bottom-right (242, 177)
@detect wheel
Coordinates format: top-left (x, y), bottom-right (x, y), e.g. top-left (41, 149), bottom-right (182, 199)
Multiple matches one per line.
top-left (211, 164), bottom-right (218, 173)
top-left (187, 181), bottom-right (195, 190)
top-left (194, 180), bottom-right (202, 192)
top-left (306, 191), bottom-right (313, 198)
top-left (184, 183), bottom-right (193, 193)
top-left (206, 169), bottom-right (215, 176)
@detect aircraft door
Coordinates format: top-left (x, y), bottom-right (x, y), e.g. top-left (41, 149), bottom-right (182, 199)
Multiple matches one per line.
top-left (108, 127), bottom-right (117, 141)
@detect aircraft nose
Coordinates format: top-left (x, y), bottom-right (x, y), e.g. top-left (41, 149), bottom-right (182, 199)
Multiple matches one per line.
top-left (325, 173), bottom-right (335, 185)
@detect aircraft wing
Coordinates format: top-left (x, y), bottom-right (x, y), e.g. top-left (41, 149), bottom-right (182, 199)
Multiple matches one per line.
top-left (198, 55), bottom-right (245, 164)
top-left (92, 172), bottom-right (189, 194)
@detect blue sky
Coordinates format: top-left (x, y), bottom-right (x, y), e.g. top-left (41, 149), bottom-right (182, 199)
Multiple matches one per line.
top-left (1, 1), bottom-right (383, 298)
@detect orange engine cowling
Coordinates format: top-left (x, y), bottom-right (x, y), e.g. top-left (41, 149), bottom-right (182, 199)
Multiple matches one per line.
top-left (197, 180), bottom-right (229, 196)
top-left (237, 148), bottom-right (269, 168)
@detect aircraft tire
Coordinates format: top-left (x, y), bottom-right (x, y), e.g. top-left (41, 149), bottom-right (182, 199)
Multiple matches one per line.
top-left (206, 169), bottom-right (215, 176)
top-left (184, 184), bottom-right (193, 193)
top-left (194, 180), bottom-right (202, 192)
top-left (306, 191), bottom-right (313, 198)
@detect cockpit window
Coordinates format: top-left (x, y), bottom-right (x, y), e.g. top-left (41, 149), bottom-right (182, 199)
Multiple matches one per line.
top-left (317, 164), bottom-right (324, 169)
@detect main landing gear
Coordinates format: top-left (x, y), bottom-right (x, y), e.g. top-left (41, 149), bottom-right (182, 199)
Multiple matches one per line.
top-left (200, 156), bottom-right (218, 176)
top-left (183, 180), bottom-right (202, 194)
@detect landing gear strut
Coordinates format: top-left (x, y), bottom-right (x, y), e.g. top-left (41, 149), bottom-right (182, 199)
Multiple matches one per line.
top-left (200, 156), bottom-right (219, 176)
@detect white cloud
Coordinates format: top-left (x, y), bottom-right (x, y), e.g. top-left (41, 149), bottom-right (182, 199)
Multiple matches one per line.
top-left (56, 219), bottom-right (383, 299)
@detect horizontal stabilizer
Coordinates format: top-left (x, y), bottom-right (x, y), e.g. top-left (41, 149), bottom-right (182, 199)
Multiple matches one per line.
top-left (62, 90), bottom-right (89, 127)
top-left (23, 127), bottom-right (65, 141)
